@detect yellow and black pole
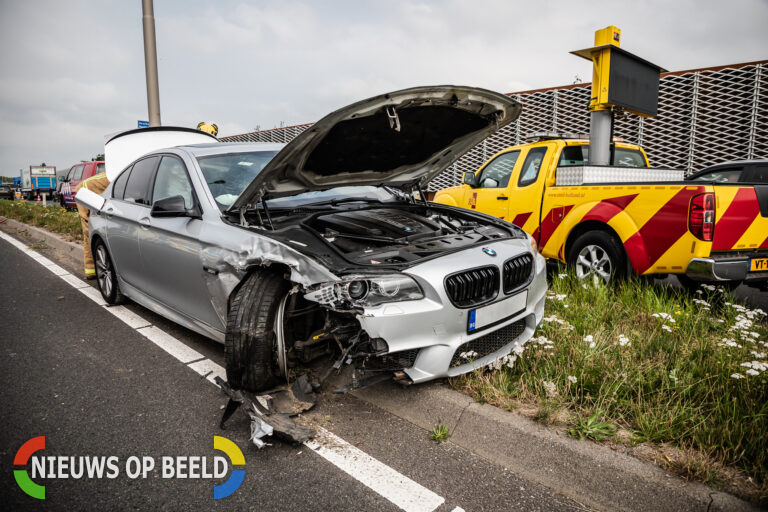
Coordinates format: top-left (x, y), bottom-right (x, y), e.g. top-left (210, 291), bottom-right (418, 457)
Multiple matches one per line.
top-left (587, 26), bottom-right (621, 166)
top-left (571, 26), bottom-right (665, 165)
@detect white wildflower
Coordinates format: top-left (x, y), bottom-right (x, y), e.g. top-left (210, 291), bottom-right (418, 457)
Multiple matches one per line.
top-left (459, 350), bottom-right (478, 360)
top-left (589, 341), bottom-right (596, 348)
top-left (731, 373), bottom-right (745, 379)
top-left (750, 351), bottom-right (766, 359)
top-left (720, 338), bottom-right (742, 348)
top-left (542, 380), bottom-right (558, 398)
top-left (746, 369), bottom-right (760, 376)
top-left (512, 344), bottom-right (526, 356)
top-left (567, 375), bottom-right (577, 384)
top-left (692, 298), bottom-right (711, 308)
top-left (701, 284), bottom-right (716, 292)
top-left (617, 334), bottom-right (630, 346)
top-left (558, 273), bottom-right (567, 278)
top-left (662, 325), bottom-right (673, 332)
top-left (583, 335), bottom-right (594, 343)
top-left (651, 312), bottom-right (676, 323)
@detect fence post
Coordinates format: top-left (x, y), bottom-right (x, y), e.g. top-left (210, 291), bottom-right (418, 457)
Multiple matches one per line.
top-left (687, 72), bottom-right (700, 175)
top-left (748, 64), bottom-right (762, 159)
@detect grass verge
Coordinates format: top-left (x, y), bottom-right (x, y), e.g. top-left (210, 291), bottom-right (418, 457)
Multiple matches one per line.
top-left (450, 274), bottom-right (768, 502)
top-left (0, 199), bottom-right (81, 241)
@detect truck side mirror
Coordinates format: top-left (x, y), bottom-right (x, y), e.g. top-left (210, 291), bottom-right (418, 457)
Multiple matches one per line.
top-left (463, 172), bottom-right (478, 188)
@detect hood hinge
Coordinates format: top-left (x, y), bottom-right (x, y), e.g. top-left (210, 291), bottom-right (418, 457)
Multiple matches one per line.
top-left (386, 106), bottom-right (401, 132)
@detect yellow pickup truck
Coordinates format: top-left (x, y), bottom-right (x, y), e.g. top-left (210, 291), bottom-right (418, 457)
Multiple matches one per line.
top-left (434, 135), bottom-right (768, 289)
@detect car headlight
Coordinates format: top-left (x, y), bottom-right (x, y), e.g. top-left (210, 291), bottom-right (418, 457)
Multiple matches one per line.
top-left (528, 233), bottom-right (538, 253)
top-left (305, 274), bottom-right (423, 307)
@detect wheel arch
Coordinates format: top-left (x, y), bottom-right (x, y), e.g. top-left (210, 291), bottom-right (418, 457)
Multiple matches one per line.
top-left (226, 262), bottom-right (294, 313)
top-left (564, 220), bottom-right (636, 275)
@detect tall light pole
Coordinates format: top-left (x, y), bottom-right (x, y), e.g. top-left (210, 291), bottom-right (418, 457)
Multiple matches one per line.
top-left (141, 0), bottom-right (161, 126)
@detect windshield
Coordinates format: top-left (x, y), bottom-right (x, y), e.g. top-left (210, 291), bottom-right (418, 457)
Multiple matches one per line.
top-left (266, 186), bottom-right (397, 208)
top-left (197, 151), bottom-right (279, 210)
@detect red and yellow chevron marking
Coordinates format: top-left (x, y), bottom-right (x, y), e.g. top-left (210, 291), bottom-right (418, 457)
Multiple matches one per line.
top-left (712, 186), bottom-right (768, 251)
top-left (532, 184), bottom-right (766, 275)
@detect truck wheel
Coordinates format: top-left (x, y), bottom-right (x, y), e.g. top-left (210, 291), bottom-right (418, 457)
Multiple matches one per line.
top-left (568, 231), bottom-right (627, 285)
top-left (94, 240), bottom-right (124, 305)
top-left (225, 270), bottom-right (289, 392)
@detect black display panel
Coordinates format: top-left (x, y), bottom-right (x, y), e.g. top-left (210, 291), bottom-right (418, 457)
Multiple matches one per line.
top-left (608, 50), bottom-right (660, 116)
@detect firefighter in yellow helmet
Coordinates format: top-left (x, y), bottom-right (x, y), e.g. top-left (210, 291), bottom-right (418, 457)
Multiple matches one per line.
top-left (75, 172), bottom-right (110, 279)
top-left (197, 122), bottom-right (218, 136)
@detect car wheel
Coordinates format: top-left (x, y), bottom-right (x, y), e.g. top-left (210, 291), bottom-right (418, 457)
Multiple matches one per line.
top-left (94, 240), bottom-right (124, 305)
top-left (225, 270), bottom-right (289, 392)
top-left (568, 231), bottom-right (627, 285)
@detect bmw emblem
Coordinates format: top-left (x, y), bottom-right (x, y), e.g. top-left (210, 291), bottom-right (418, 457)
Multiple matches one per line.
top-left (482, 247), bottom-right (497, 257)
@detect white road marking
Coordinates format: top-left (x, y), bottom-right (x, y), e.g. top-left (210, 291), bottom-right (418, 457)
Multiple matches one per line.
top-left (188, 358), bottom-right (227, 384)
top-left (135, 326), bottom-right (204, 364)
top-left (42, 263), bottom-right (69, 276)
top-left (59, 273), bottom-right (91, 289)
top-left (105, 305), bottom-right (152, 329)
top-left (0, 229), bottom-right (450, 512)
top-left (305, 427), bottom-right (445, 512)
top-left (77, 284), bottom-right (107, 306)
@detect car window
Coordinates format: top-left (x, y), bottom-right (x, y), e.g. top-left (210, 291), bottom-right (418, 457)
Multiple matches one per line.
top-left (112, 165), bottom-right (132, 200)
top-left (518, 147), bottom-right (548, 187)
top-left (66, 167), bottom-right (76, 180)
top-left (96, 163), bottom-right (105, 175)
top-left (152, 156), bottom-right (194, 209)
top-left (197, 151), bottom-right (278, 210)
top-left (476, 151), bottom-right (520, 189)
top-left (123, 157), bottom-right (158, 205)
top-left (743, 165), bottom-right (768, 183)
top-left (558, 145), bottom-right (647, 168)
top-left (690, 169), bottom-right (743, 183)
top-left (73, 164), bottom-right (85, 181)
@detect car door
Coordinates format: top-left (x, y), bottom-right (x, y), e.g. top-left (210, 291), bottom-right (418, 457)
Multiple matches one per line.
top-left (507, 146), bottom-right (552, 243)
top-left (468, 150), bottom-right (521, 220)
top-left (104, 156), bottom-right (159, 291)
top-left (65, 164), bottom-right (85, 205)
top-left (138, 155), bottom-right (220, 329)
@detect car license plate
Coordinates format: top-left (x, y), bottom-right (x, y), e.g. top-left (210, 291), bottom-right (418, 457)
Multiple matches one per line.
top-left (468, 291), bottom-right (527, 333)
top-left (750, 258), bottom-right (768, 272)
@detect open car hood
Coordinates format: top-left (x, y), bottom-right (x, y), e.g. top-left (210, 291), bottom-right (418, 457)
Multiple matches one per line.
top-left (231, 85), bottom-right (520, 209)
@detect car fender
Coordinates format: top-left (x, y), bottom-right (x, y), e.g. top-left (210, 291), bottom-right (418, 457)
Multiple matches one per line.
top-left (556, 201), bottom-right (649, 274)
top-left (432, 185), bottom-right (465, 207)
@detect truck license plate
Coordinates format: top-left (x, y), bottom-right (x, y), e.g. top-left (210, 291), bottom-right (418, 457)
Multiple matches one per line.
top-left (750, 258), bottom-right (768, 272)
top-left (468, 291), bottom-right (527, 333)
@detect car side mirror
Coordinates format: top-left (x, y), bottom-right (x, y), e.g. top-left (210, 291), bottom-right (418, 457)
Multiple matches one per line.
top-left (463, 172), bottom-right (478, 187)
top-left (151, 195), bottom-right (198, 218)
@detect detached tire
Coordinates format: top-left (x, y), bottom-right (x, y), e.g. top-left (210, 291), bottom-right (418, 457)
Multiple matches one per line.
top-left (567, 230), bottom-right (628, 285)
top-left (94, 239), bottom-right (124, 305)
top-left (225, 270), bottom-right (289, 392)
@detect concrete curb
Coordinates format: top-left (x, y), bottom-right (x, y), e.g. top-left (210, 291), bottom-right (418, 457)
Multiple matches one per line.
top-left (354, 381), bottom-right (757, 512)
top-left (0, 217), bottom-right (83, 272)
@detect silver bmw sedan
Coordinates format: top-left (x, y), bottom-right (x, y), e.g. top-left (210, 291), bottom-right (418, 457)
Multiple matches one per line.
top-left (79, 86), bottom-right (547, 392)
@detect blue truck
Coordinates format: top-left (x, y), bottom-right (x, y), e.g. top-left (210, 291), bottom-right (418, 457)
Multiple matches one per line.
top-left (20, 166), bottom-right (56, 200)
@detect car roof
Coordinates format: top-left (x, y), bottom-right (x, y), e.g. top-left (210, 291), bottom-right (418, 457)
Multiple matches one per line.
top-left (177, 142), bottom-right (286, 157)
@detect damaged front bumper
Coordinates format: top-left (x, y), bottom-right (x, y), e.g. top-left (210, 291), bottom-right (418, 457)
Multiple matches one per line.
top-left (354, 239), bottom-right (547, 383)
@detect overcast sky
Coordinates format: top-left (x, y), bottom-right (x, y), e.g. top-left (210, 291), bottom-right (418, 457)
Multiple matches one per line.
top-left (1, 0), bottom-right (766, 175)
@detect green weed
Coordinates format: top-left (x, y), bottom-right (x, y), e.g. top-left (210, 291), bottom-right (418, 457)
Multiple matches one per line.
top-left (429, 424), bottom-right (451, 444)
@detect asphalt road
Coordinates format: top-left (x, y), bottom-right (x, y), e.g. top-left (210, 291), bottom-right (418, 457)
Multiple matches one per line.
top-left (0, 233), bottom-right (585, 511)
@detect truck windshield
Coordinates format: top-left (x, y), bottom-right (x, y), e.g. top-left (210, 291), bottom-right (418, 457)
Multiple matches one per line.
top-left (558, 145), bottom-right (647, 168)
